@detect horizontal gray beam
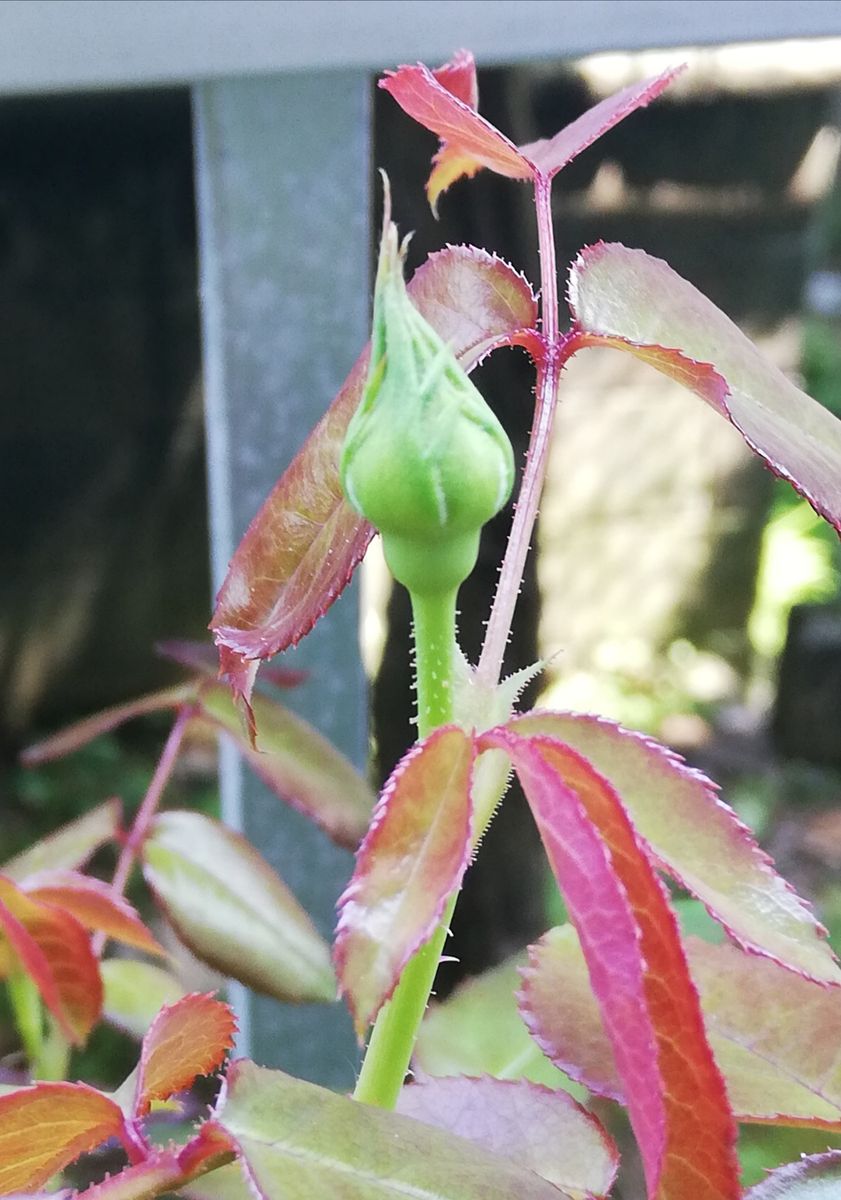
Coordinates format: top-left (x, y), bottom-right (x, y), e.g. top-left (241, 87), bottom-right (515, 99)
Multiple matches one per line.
top-left (3, 0), bottom-right (841, 97)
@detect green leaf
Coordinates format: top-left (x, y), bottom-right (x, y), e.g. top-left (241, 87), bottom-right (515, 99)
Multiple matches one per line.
top-left (745, 1151), bottom-right (841, 1198)
top-left (1, 799), bottom-right (121, 881)
top-left (213, 1058), bottom-right (573, 1199)
top-left (101, 959), bottom-right (185, 1039)
top-left (142, 811), bottom-right (335, 1004)
top-left (398, 1076), bottom-right (617, 1199)
top-left (195, 681), bottom-right (373, 849)
top-left (414, 954), bottom-right (579, 1093)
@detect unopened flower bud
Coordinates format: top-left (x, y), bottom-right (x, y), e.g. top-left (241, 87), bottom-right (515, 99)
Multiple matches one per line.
top-left (341, 208), bottom-right (514, 596)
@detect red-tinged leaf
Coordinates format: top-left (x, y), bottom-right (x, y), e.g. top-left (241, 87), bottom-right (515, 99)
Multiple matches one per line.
top-left (568, 242), bottom-right (841, 532)
top-left (194, 680), bottom-right (373, 848)
top-left (0, 877), bottom-right (101, 1044)
top-left (23, 870), bottom-right (164, 957)
top-left (408, 244), bottom-right (540, 368)
top-left (524, 926), bottom-right (841, 1128)
top-left (520, 68), bottom-right (683, 179)
top-left (211, 246), bottom-right (539, 714)
top-left (745, 1151), bottom-right (841, 1198)
top-left (142, 811), bottom-right (335, 1004)
top-left (335, 726), bottom-right (475, 1036)
top-left (209, 348), bottom-right (372, 687)
top-left (101, 959), bottom-right (185, 1039)
top-left (1, 799), bottom-right (120, 881)
top-left (20, 685), bottom-right (196, 766)
top-left (513, 712), bottom-right (840, 984)
top-left (381, 54), bottom-right (530, 213)
top-left (482, 727), bottom-right (740, 1200)
top-left (134, 993), bottom-right (236, 1116)
top-left (214, 1057), bottom-right (573, 1199)
top-left (177, 1122), bottom-right (238, 1181)
top-left (415, 953), bottom-right (577, 1092)
top-left (0, 1081), bottom-right (125, 1193)
top-left (398, 1075), bottom-right (618, 1199)
top-left (382, 53), bottom-right (681, 211)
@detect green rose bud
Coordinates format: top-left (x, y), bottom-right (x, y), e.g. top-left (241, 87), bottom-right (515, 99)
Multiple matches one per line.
top-left (340, 206), bottom-right (515, 597)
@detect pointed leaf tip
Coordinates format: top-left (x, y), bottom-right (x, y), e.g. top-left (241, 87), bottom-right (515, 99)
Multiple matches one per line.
top-left (520, 66), bottom-right (684, 179)
top-left (134, 992), bottom-right (237, 1116)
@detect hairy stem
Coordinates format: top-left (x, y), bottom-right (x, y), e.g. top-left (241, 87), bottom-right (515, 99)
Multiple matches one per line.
top-left (93, 703), bottom-right (193, 957)
top-left (479, 173), bottom-right (561, 685)
top-left (353, 587), bottom-right (457, 1109)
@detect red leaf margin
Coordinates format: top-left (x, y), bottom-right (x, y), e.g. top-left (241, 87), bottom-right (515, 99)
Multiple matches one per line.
top-left (134, 993), bottom-right (237, 1117)
top-left (335, 726), bottom-right (475, 1037)
top-left (381, 50), bottom-right (682, 210)
top-left (480, 726), bottom-right (740, 1200)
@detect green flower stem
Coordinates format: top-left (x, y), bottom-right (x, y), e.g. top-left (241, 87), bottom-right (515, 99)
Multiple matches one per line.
top-left (412, 587), bottom-right (457, 737)
top-left (353, 586), bottom-right (458, 1110)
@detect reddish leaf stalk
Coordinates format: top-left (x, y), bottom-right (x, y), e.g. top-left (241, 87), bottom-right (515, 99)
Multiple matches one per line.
top-left (479, 174), bottom-right (561, 685)
top-left (94, 704), bottom-right (194, 957)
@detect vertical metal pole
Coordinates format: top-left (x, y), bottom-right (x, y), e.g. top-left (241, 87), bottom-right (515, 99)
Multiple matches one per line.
top-left (193, 70), bottom-right (370, 1088)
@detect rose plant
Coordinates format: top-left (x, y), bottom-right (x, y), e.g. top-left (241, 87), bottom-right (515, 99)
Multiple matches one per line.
top-left (3, 51), bottom-right (841, 1200)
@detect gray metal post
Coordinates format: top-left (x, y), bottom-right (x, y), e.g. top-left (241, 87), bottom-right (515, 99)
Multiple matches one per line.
top-left (194, 71), bottom-right (370, 1088)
